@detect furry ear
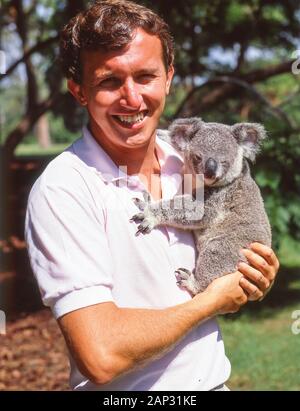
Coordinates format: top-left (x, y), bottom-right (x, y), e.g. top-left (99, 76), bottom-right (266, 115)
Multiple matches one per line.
top-left (168, 117), bottom-right (202, 151)
top-left (231, 123), bottom-right (267, 161)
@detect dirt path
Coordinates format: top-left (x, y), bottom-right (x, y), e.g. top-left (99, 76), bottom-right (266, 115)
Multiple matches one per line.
top-left (0, 309), bottom-right (70, 390)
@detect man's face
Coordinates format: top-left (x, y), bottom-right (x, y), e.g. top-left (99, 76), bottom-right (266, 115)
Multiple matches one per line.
top-left (68, 28), bottom-right (174, 150)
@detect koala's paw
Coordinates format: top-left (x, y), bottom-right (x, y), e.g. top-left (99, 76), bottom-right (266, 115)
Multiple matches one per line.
top-left (175, 268), bottom-right (199, 296)
top-left (130, 191), bottom-right (159, 236)
top-left (130, 212), bottom-right (159, 235)
top-left (132, 190), bottom-right (151, 211)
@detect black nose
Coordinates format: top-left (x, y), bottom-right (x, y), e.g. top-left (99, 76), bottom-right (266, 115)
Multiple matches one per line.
top-left (204, 158), bottom-right (217, 179)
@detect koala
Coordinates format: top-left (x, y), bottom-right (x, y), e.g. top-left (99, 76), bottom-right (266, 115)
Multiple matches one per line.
top-left (130, 117), bottom-right (272, 295)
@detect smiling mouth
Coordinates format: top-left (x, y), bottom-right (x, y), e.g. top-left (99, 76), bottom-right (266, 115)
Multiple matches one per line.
top-left (112, 110), bottom-right (148, 127)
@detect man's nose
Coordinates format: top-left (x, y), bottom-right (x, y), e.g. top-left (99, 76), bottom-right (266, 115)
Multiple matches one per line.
top-left (119, 79), bottom-right (143, 110)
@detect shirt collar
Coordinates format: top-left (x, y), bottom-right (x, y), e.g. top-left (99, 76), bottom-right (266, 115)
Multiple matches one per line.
top-left (70, 125), bottom-right (183, 184)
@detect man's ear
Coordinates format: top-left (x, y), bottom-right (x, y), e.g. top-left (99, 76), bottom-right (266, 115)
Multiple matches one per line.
top-left (67, 79), bottom-right (87, 106)
top-left (165, 65), bottom-right (175, 95)
top-left (168, 117), bottom-right (202, 152)
top-left (231, 123), bottom-right (267, 162)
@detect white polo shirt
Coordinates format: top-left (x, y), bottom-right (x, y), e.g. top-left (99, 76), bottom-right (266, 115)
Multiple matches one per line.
top-left (25, 126), bottom-right (231, 391)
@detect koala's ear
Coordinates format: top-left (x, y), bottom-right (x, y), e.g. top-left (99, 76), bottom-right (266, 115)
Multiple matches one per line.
top-left (231, 123), bottom-right (267, 161)
top-left (168, 117), bottom-right (202, 151)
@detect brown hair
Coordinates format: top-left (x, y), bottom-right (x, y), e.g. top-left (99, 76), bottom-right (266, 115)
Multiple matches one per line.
top-left (59, 0), bottom-right (174, 84)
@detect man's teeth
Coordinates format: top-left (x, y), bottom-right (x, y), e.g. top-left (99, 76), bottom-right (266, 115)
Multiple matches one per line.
top-left (117, 112), bottom-right (145, 124)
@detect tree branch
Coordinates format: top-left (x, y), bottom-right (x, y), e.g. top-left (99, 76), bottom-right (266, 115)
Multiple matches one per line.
top-left (0, 36), bottom-right (59, 80)
top-left (243, 59), bottom-right (295, 83)
top-left (12, 0), bottom-right (38, 109)
top-left (3, 91), bottom-right (60, 158)
top-left (210, 76), bottom-right (293, 128)
top-left (174, 59), bottom-right (296, 119)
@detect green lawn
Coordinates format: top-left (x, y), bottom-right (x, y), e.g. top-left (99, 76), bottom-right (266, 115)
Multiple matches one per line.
top-left (219, 240), bottom-right (300, 391)
top-left (15, 143), bottom-right (69, 157)
top-left (220, 304), bottom-right (300, 391)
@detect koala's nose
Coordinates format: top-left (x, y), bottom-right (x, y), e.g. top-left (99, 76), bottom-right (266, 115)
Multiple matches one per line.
top-left (204, 158), bottom-right (218, 178)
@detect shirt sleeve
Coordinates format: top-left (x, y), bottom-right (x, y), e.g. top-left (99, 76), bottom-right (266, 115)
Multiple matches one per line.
top-left (25, 167), bottom-right (115, 319)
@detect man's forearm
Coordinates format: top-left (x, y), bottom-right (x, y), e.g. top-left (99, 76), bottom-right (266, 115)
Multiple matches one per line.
top-left (95, 293), bottom-right (216, 382)
top-left (59, 271), bottom-right (245, 385)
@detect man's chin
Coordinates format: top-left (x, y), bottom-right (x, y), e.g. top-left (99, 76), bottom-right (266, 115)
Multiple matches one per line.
top-left (116, 120), bottom-right (159, 143)
top-left (124, 132), bottom-right (155, 146)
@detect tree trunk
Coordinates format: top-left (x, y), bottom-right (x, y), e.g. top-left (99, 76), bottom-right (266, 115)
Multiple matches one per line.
top-left (35, 115), bottom-right (51, 149)
top-left (0, 147), bottom-right (12, 271)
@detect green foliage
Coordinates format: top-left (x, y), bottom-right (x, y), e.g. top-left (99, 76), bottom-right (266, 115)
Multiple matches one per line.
top-left (0, 79), bottom-right (26, 142)
top-left (48, 112), bottom-right (82, 143)
top-left (1, 0), bottom-right (300, 253)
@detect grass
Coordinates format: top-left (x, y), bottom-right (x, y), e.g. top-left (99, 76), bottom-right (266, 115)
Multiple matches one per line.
top-left (219, 303), bottom-right (300, 391)
top-left (219, 237), bottom-right (300, 391)
top-left (15, 143), bottom-right (69, 158)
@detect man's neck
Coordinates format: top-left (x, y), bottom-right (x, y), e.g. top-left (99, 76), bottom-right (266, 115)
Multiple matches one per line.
top-left (89, 125), bottom-right (162, 199)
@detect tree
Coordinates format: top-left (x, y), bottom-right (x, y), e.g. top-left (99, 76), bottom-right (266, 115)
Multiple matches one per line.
top-left (0, 0), bottom-right (300, 249)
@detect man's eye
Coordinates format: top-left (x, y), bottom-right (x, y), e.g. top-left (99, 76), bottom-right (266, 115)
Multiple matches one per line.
top-left (137, 74), bottom-right (156, 83)
top-left (98, 78), bottom-right (120, 87)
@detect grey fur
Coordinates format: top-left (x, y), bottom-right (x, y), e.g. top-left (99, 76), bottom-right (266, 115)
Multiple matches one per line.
top-left (131, 118), bottom-right (272, 295)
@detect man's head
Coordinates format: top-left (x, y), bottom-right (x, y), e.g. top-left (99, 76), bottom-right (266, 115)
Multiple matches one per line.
top-left (59, 0), bottom-right (175, 150)
top-left (60, 0), bottom-right (174, 84)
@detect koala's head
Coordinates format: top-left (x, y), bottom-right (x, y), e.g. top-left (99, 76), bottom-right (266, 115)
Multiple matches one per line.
top-left (168, 117), bottom-right (266, 187)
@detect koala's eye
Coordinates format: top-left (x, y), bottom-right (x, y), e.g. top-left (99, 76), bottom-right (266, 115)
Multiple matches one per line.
top-left (194, 154), bottom-right (202, 162)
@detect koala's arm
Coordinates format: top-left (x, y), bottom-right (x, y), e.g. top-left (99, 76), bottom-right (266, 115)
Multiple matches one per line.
top-left (132, 194), bottom-right (207, 232)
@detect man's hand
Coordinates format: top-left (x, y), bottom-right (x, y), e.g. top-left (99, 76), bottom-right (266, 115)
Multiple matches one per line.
top-left (204, 271), bottom-right (248, 315)
top-left (237, 242), bottom-right (280, 301)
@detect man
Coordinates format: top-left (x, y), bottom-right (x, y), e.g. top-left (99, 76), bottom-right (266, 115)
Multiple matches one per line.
top-left (25, 0), bottom-right (279, 391)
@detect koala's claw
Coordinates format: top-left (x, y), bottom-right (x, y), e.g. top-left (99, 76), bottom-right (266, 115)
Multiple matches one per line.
top-left (130, 213), bottom-right (145, 223)
top-left (130, 210), bottom-right (158, 235)
top-left (132, 191), bottom-right (151, 211)
top-left (142, 190), bottom-right (151, 202)
top-left (135, 213), bottom-right (159, 235)
top-left (175, 268), bottom-right (192, 283)
top-left (175, 268), bottom-right (198, 296)
top-left (132, 197), bottom-right (146, 211)
top-left (131, 191), bottom-right (158, 235)
top-left (136, 221), bottom-right (154, 236)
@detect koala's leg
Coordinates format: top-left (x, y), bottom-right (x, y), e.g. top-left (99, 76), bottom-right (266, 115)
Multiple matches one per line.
top-left (131, 192), bottom-right (204, 235)
top-left (175, 268), bottom-right (199, 296)
top-left (192, 236), bottom-right (246, 293)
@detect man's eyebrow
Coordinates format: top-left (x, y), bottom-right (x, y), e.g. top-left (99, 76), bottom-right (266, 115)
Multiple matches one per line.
top-left (135, 68), bottom-right (158, 75)
top-left (89, 68), bottom-right (158, 85)
top-left (90, 71), bottom-right (114, 85)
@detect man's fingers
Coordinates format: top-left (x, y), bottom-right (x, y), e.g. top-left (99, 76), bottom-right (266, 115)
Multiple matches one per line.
top-left (250, 242), bottom-right (280, 272)
top-left (239, 277), bottom-right (264, 301)
top-left (237, 262), bottom-right (270, 290)
top-left (241, 248), bottom-right (274, 281)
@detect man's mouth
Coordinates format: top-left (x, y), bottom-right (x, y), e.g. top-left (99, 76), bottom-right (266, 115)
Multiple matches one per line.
top-left (112, 110), bottom-right (148, 128)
